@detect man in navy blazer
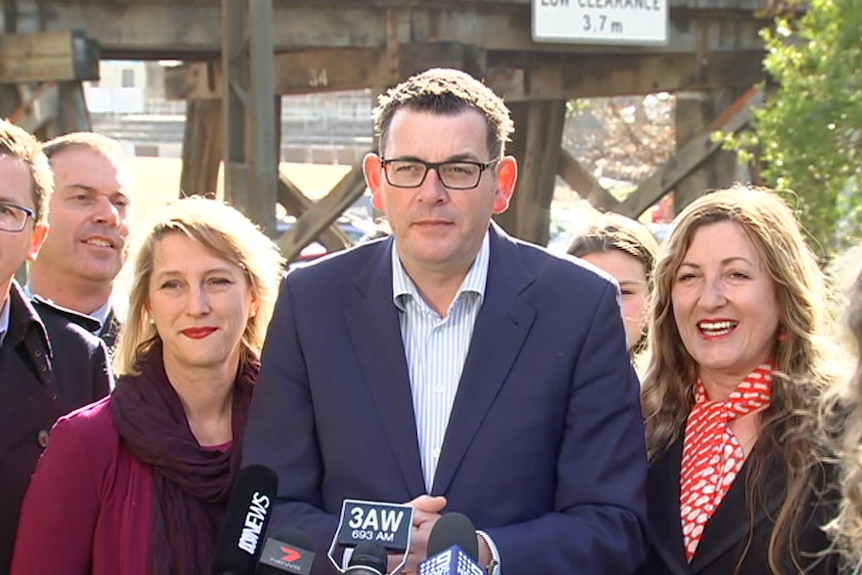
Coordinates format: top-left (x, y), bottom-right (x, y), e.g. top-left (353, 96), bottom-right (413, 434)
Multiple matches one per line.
top-left (243, 68), bottom-right (647, 575)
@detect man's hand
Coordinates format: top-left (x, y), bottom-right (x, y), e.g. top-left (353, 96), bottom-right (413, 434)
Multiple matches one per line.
top-left (387, 495), bottom-right (447, 574)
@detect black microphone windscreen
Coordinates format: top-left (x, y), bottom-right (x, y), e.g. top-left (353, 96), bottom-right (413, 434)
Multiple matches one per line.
top-left (212, 464), bottom-right (279, 575)
top-left (345, 540), bottom-right (388, 575)
top-left (427, 512), bottom-right (479, 561)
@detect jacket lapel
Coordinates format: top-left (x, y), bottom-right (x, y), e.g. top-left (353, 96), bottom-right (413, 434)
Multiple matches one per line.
top-left (431, 227), bottom-right (536, 494)
top-left (689, 448), bottom-right (785, 572)
top-left (344, 239), bottom-right (426, 496)
top-left (647, 437), bottom-right (691, 575)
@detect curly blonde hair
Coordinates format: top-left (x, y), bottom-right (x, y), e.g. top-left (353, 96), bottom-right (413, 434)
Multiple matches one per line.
top-left (821, 266), bottom-right (862, 568)
top-left (641, 185), bottom-right (841, 573)
top-left (114, 197), bottom-right (284, 376)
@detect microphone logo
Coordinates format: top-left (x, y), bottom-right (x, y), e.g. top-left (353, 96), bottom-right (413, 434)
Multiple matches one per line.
top-left (238, 490), bottom-right (272, 554)
top-left (259, 536), bottom-right (316, 574)
top-left (329, 499), bottom-right (415, 574)
top-left (334, 499), bottom-right (414, 551)
top-left (280, 545), bottom-right (302, 563)
top-left (418, 547), bottom-right (484, 575)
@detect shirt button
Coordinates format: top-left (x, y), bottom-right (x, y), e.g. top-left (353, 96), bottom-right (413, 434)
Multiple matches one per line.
top-left (434, 386), bottom-right (444, 394)
top-left (37, 430), bottom-right (50, 448)
top-left (433, 447), bottom-right (441, 459)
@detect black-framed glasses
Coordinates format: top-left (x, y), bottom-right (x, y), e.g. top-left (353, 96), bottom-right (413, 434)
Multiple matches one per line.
top-left (381, 158), bottom-right (499, 190)
top-left (0, 202), bottom-right (34, 233)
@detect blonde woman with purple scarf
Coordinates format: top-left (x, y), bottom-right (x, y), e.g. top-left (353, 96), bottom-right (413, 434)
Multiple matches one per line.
top-left (12, 197), bottom-right (283, 575)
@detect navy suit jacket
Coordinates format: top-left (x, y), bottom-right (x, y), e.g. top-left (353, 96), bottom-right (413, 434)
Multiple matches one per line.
top-left (243, 225), bottom-right (648, 575)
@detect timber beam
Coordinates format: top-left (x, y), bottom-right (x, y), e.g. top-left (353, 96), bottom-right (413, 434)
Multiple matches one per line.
top-left (277, 172), bottom-right (355, 253)
top-left (277, 158), bottom-right (369, 262)
top-left (23, 2), bottom-right (768, 59)
top-left (557, 150), bottom-right (621, 213)
top-left (0, 30), bottom-right (98, 83)
top-left (165, 49), bottom-right (766, 102)
top-left (165, 43), bottom-right (484, 100)
top-left (496, 100), bottom-right (567, 246)
top-left (615, 86), bottom-right (764, 218)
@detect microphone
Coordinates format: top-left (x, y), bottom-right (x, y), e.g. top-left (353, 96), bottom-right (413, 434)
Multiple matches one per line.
top-left (418, 513), bottom-right (484, 575)
top-left (345, 540), bottom-right (388, 575)
top-left (256, 528), bottom-right (315, 574)
top-left (212, 464), bottom-right (279, 575)
top-left (328, 499), bottom-right (414, 574)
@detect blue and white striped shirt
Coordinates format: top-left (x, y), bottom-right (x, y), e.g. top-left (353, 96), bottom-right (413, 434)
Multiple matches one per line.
top-left (0, 294), bottom-right (9, 348)
top-left (392, 232), bottom-right (490, 491)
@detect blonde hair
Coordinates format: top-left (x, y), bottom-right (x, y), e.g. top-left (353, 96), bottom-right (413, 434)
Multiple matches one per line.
top-left (641, 184), bottom-right (840, 573)
top-left (114, 197), bottom-right (284, 375)
top-left (821, 265), bottom-right (862, 568)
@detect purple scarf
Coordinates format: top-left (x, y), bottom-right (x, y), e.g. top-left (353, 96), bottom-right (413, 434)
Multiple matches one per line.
top-left (112, 343), bottom-right (258, 574)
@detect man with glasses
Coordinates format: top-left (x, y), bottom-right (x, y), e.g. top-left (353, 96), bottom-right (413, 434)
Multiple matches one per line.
top-left (27, 132), bottom-right (133, 349)
top-left (0, 120), bottom-right (111, 575)
top-left (244, 68), bottom-right (648, 575)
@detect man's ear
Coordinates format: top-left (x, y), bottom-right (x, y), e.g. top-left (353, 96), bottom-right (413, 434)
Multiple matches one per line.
top-left (26, 223), bottom-right (49, 262)
top-left (492, 156), bottom-right (518, 215)
top-left (364, 153), bottom-right (387, 211)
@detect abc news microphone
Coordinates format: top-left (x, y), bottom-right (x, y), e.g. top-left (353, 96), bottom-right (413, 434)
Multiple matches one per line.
top-left (212, 464), bottom-right (278, 575)
top-left (328, 499), bottom-right (415, 574)
top-left (418, 513), bottom-right (485, 575)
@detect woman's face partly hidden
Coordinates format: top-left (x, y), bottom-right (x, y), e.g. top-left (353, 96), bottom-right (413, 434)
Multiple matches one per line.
top-left (581, 249), bottom-right (649, 352)
top-left (147, 232), bottom-right (255, 375)
top-left (671, 221), bottom-right (781, 385)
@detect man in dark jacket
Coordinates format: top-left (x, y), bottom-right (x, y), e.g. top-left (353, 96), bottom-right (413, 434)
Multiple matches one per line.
top-left (0, 120), bottom-right (112, 574)
top-left (27, 132), bottom-right (134, 349)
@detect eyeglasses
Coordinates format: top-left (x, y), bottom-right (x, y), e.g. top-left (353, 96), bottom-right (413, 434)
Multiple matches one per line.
top-left (381, 158), bottom-right (499, 190)
top-left (0, 202), bottom-right (34, 233)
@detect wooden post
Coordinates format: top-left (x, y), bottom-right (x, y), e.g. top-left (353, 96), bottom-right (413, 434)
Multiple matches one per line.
top-left (674, 89), bottom-right (745, 212)
top-left (497, 99), bottom-right (566, 246)
top-left (221, 0), bottom-right (278, 236)
top-left (181, 98), bottom-right (223, 197)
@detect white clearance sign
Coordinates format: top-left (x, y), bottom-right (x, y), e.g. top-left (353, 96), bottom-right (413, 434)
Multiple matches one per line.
top-left (532, 0), bottom-right (668, 45)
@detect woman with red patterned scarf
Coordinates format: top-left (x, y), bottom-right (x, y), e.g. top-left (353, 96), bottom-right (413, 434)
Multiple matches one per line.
top-left (636, 185), bottom-right (841, 575)
top-left (11, 197), bottom-right (284, 574)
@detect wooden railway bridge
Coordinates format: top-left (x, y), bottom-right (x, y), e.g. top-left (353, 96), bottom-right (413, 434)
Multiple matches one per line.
top-left (0, 0), bottom-right (771, 260)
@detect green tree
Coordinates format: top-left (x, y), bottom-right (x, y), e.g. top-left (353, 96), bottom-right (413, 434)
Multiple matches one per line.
top-left (744, 0), bottom-right (862, 252)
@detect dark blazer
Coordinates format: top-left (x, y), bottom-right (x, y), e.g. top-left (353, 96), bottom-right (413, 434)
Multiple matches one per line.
top-left (244, 225), bottom-right (648, 575)
top-left (637, 432), bottom-right (838, 575)
top-left (0, 282), bottom-right (112, 575)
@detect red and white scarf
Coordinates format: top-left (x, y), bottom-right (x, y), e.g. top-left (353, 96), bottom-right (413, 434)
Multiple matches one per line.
top-left (679, 362), bottom-right (774, 561)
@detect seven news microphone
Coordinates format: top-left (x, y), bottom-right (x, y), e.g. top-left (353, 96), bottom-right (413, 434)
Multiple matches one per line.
top-left (212, 464), bottom-right (317, 575)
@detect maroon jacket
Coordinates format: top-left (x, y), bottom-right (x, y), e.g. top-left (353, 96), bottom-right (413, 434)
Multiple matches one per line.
top-left (11, 396), bottom-right (155, 575)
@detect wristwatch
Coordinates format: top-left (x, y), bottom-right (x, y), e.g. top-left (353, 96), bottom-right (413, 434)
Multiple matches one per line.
top-left (476, 530), bottom-right (501, 575)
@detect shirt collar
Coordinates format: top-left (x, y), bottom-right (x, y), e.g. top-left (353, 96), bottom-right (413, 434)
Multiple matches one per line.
top-left (88, 301), bottom-right (111, 327)
top-left (391, 230), bottom-right (490, 312)
top-left (0, 292), bottom-right (10, 347)
top-left (24, 283), bottom-right (110, 331)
